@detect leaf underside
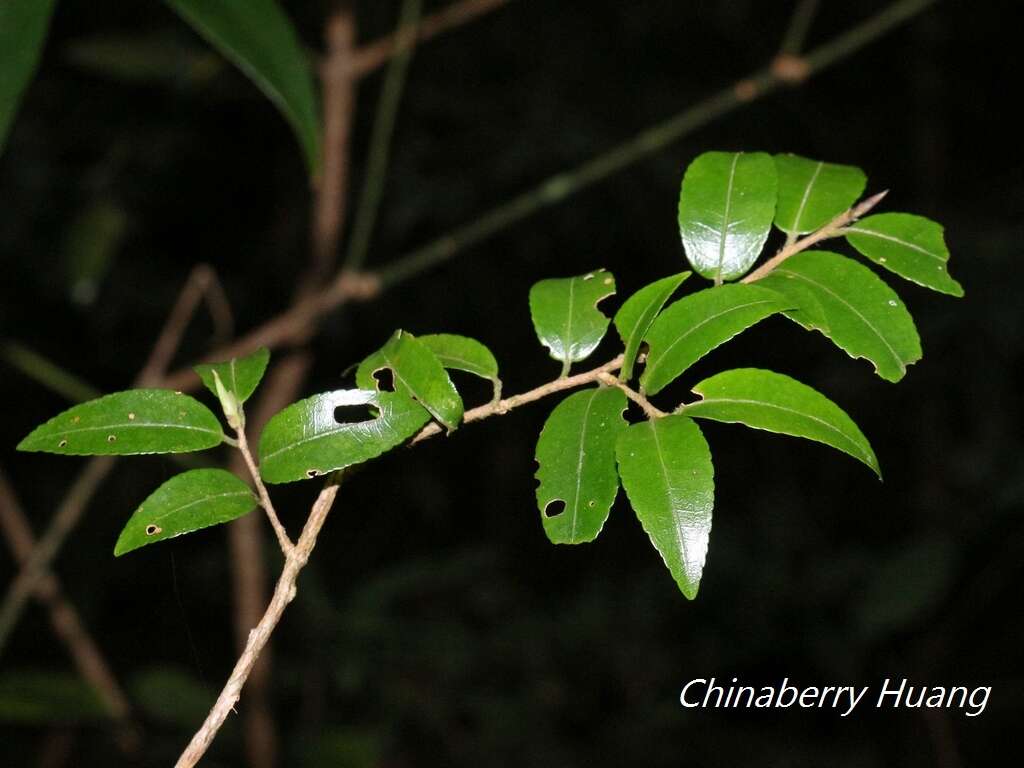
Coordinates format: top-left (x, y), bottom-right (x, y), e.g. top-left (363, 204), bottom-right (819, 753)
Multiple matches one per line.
top-left (535, 387), bottom-right (628, 544)
top-left (616, 415), bottom-right (714, 599)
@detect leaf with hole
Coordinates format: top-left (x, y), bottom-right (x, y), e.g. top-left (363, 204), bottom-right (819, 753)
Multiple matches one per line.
top-left (194, 346), bottom-right (270, 406)
top-left (535, 387), bottom-right (627, 544)
top-left (354, 331), bottom-right (463, 430)
top-left (17, 390), bottom-right (225, 455)
top-left (258, 389), bottom-right (430, 484)
top-left (163, 0), bottom-right (321, 176)
top-left (758, 251), bottom-right (922, 382)
top-left (613, 272), bottom-right (690, 382)
top-left (0, 0), bottom-right (57, 154)
top-left (678, 151), bottom-right (777, 283)
top-left (640, 284), bottom-right (790, 396)
top-left (681, 368), bottom-right (879, 476)
top-left (844, 213), bottom-right (963, 297)
top-left (529, 269), bottom-right (616, 371)
top-left (773, 153), bottom-right (867, 237)
top-left (616, 415), bottom-right (714, 599)
top-left (114, 469), bottom-right (257, 556)
top-left (418, 333), bottom-right (502, 402)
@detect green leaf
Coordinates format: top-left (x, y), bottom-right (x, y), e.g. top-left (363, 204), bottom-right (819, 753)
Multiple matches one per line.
top-left (534, 387), bottom-right (628, 544)
top-left (0, 671), bottom-right (106, 724)
top-left (114, 469), bottom-right (256, 556)
top-left (613, 272), bottom-right (691, 382)
top-left (418, 333), bottom-right (502, 402)
top-left (258, 389), bottom-right (431, 484)
top-left (355, 331), bottom-right (463, 431)
top-left (616, 415), bottom-right (714, 599)
top-left (681, 368), bottom-right (879, 476)
top-left (678, 151), bottom-right (777, 283)
top-left (773, 154), bottom-right (867, 236)
top-left (844, 213), bottom-right (963, 297)
top-left (758, 251), bottom-right (922, 382)
top-left (17, 390), bottom-right (224, 455)
top-left (640, 284), bottom-right (790, 396)
top-left (0, 0), bottom-right (57, 153)
top-left (163, 0), bottom-right (321, 176)
top-left (194, 346), bottom-right (270, 406)
top-left (529, 269), bottom-right (617, 373)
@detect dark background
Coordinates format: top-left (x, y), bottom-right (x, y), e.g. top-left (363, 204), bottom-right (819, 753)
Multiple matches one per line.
top-left (1, 1), bottom-right (1021, 766)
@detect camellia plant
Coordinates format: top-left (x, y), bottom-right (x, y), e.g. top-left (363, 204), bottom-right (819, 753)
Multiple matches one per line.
top-left (17, 150), bottom-right (960, 760)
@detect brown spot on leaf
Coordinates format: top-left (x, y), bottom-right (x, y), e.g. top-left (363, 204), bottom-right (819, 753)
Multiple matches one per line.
top-left (145, 524), bottom-right (162, 536)
top-left (107, 434), bottom-right (117, 443)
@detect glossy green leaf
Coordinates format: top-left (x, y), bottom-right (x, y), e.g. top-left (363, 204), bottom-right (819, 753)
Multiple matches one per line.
top-left (163, 0), bottom-right (321, 176)
top-left (640, 284), bottom-right (790, 396)
top-left (759, 251), bottom-right (922, 382)
top-left (678, 151), bottom-right (777, 283)
top-left (681, 368), bottom-right (879, 476)
top-left (17, 390), bottom-right (224, 455)
top-left (845, 213), bottom-right (963, 297)
top-left (0, 0), bottom-right (57, 153)
top-left (529, 269), bottom-right (617, 372)
top-left (613, 272), bottom-right (690, 382)
top-left (419, 333), bottom-right (502, 402)
top-left (258, 389), bottom-right (430, 484)
top-left (535, 387), bottom-right (628, 544)
top-left (194, 347), bottom-right (270, 406)
top-left (773, 154), bottom-right (866, 236)
top-left (114, 469), bottom-right (257, 556)
top-left (355, 331), bottom-right (463, 430)
top-left (616, 415), bottom-right (714, 599)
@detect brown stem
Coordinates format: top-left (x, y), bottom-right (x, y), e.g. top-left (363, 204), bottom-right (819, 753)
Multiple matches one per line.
top-left (348, 0), bottom-right (511, 78)
top-left (741, 189), bottom-right (888, 283)
top-left (597, 372), bottom-right (665, 419)
top-left (175, 476), bottom-right (342, 768)
top-left (236, 423), bottom-right (293, 556)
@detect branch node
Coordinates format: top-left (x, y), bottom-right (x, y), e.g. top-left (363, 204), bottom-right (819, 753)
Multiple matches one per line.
top-left (771, 53), bottom-right (810, 84)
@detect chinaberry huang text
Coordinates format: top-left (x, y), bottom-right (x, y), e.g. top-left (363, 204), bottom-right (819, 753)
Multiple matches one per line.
top-left (679, 678), bottom-right (990, 717)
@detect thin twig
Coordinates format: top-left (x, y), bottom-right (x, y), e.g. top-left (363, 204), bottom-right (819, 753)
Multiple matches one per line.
top-left (741, 189), bottom-right (888, 283)
top-left (348, 0), bottom-right (511, 78)
top-left (780, 0), bottom-right (820, 56)
top-left (597, 372), bottom-right (665, 419)
top-left (175, 475), bottom-right (343, 768)
top-left (344, 0), bottom-right (422, 273)
top-left (309, 4), bottom-right (358, 287)
top-left (235, 425), bottom-right (293, 556)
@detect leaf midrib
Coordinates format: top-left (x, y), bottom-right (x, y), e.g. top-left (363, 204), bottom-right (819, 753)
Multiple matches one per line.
top-left (790, 160), bottom-right (823, 234)
top-left (715, 153), bottom-right (741, 282)
top-left (147, 489), bottom-right (254, 524)
top-left (845, 226), bottom-right (945, 262)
